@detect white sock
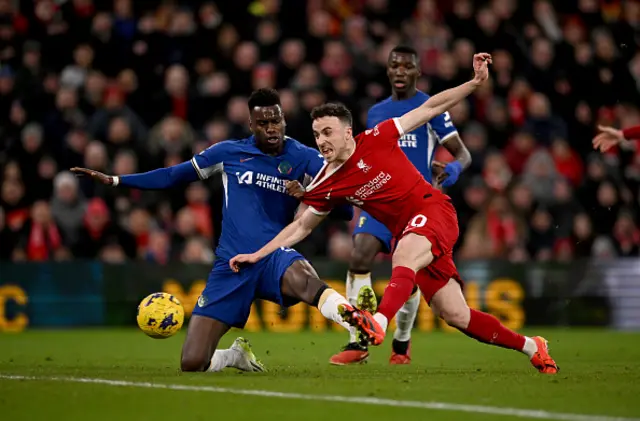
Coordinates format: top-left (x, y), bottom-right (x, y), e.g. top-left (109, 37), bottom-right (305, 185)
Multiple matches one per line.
top-left (346, 271), bottom-right (372, 343)
top-left (320, 291), bottom-right (352, 331)
top-left (522, 336), bottom-right (538, 359)
top-left (373, 313), bottom-right (389, 332)
top-left (207, 348), bottom-right (240, 372)
top-left (393, 290), bottom-right (420, 342)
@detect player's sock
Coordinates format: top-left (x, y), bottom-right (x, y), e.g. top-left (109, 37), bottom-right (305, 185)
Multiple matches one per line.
top-left (317, 288), bottom-right (352, 330)
top-left (376, 266), bottom-right (416, 329)
top-left (207, 349), bottom-right (240, 372)
top-left (346, 271), bottom-right (372, 343)
top-left (393, 287), bottom-right (420, 342)
top-left (461, 309), bottom-right (527, 353)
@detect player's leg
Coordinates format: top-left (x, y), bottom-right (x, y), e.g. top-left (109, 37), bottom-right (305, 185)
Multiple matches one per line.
top-left (427, 276), bottom-right (559, 374)
top-left (262, 248), bottom-right (379, 337)
top-left (181, 264), bottom-right (266, 373)
top-left (390, 288), bottom-right (420, 364)
top-left (280, 259), bottom-right (357, 330)
top-left (346, 233), bottom-right (381, 340)
top-left (180, 314), bottom-right (227, 371)
top-left (181, 317), bottom-right (263, 372)
top-left (331, 232), bottom-right (382, 364)
top-left (340, 231), bottom-right (432, 345)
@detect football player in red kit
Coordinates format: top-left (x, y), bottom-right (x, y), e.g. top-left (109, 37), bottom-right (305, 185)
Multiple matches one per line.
top-left (230, 53), bottom-right (558, 374)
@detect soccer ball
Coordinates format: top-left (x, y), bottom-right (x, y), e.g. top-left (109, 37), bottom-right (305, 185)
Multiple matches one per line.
top-left (136, 292), bottom-right (185, 339)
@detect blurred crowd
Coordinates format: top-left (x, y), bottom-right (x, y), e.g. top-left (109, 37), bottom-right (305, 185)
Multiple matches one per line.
top-left (1, 0), bottom-right (640, 264)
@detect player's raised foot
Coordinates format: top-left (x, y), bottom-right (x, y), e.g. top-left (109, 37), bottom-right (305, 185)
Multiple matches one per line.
top-left (356, 285), bottom-right (378, 313)
top-left (329, 342), bottom-right (369, 365)
top-left (230, 337), bottom-right (266, 372)
top-left (389, 339), bottom-right (411, 365)
top-left (529, 336), bottom-right (559, 374)
top-left (337, 304), bottom-right (385, 346)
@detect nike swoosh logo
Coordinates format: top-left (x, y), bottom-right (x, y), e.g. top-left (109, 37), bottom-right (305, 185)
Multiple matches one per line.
top-left (240, 157), bottom-right (255, 162)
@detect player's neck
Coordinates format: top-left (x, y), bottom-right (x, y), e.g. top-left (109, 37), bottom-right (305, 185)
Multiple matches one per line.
top-left (392, 87), bottom-right (417, 101)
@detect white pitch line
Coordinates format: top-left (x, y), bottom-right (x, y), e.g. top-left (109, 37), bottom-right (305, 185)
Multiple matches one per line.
top-left (1, 374), bottom-right (638, 421)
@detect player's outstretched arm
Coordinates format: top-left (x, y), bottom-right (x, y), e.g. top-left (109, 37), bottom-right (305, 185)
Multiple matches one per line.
top-left (592, 124), bottom-right (640, 152)
top-left (229, 208), bottom-right (326, 272)
top-left (71, 160), bottom-right (199, 190)
top-left (397, 53), bottom-right (491, 135)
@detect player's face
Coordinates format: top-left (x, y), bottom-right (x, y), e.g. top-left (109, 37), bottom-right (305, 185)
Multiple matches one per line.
top-left (250, 105), bottom-right (286, 152)
top-left (312, 117), bottom-right (352, 162)
top-left (387, 52), bottom-right (420, 94)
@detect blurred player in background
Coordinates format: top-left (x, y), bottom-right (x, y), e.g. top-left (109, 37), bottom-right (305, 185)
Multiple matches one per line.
top-left (331, 45), bottom-right (471, 366)
top-left (72, 88), bottom-right (373, 373)
top-left (231, 55), bottom-right (559, 374)
top-left (593, 124), bottom-right (640, 152)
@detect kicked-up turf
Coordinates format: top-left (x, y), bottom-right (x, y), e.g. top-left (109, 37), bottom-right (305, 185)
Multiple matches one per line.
top-left (0, 328), bottom-right (639, 421)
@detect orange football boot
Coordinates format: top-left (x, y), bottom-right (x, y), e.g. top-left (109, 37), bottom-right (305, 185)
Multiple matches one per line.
top-left (530, 336), bottom-right (559, 374)
top-left (329, 342), bottom-right (369, 365)
top-left (338, 304), bottom-right (385, 346)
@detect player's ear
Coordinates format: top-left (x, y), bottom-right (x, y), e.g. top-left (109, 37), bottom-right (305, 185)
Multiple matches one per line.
top-left (346, 126), bottom-right (353, 138)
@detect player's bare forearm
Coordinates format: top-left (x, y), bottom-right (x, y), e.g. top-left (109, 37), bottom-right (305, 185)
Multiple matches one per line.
top-left (443, 134), bottom-right (471, 169)
top-left (398, 81), bottom-right (480, 134)
top-left (255, 208), bottom-right (325, 259)
top-left (398, 53), bottom-right (490, 134)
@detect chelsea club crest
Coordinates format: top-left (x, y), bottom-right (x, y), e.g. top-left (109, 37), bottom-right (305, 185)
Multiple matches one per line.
top-left (278, 161), bottom-right (293, 175)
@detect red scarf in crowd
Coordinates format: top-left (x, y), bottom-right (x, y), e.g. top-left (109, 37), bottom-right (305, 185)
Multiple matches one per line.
top-left (27, 222), bottom-right (62, 261)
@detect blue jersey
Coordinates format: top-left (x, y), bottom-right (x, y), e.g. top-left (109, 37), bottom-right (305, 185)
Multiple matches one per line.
top-left (367, 91), bottom-right (458, 183)
top-left (191, 136), bottom-right (326, 261)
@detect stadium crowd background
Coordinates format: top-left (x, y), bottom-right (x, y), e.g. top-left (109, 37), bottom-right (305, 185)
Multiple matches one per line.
top-left (0, 0), bottom-right (639, 265)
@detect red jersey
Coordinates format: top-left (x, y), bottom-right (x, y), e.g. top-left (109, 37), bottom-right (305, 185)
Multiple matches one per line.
top-left (303, 118), bottom-right (451, 237)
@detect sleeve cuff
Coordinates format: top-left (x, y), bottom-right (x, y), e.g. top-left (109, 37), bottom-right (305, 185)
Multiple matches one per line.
top-left (112, 176), bottom-right (120, 186)
top-left (308, 206), bottom-right (330, 216)
top-left (191, 157), bottom-right (205, 180)
top-left (438, 131), bottom-right (459, 144)
top-left (392, 118), bottom-right (405, 137)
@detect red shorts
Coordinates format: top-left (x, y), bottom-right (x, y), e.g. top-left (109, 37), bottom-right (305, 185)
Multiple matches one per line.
top-left (398, 199), bottom-right (463, 303)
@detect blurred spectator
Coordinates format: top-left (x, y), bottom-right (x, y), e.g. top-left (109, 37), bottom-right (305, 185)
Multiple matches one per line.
top-left (0, 0), bottom-right (639, 263)
top-left (73, 198), bottom-right (136, 259)
top-left (15, 200), bottom-right (68, 261)
top-left (50, 171), bottom-right (86, 245)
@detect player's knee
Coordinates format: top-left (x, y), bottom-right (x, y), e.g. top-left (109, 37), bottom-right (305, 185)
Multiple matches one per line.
top-left (349, 247), bottom-right (374, 273)
top-left (180, 353), bottom-right (209, 372)
top-left (439, 305), bottom-right (471, 329)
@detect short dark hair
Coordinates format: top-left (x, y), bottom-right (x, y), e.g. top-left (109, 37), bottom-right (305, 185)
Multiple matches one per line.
top-left (390, 45), bottom-right (418, 58)
top-left (310, 102), bottom-right (353, 126)
top-left (248, 88), bottom-right (281, 111)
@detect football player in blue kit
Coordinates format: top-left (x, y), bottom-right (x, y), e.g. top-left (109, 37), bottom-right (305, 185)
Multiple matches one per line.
top-left (72, 89), bottom-right (373, 373)
top-left (330, 46), bottom-right (472, 366)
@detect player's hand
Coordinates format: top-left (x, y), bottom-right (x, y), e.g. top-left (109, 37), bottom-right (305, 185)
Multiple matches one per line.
top-left (592, 125), bottom-right (625, 152)
top-left (286, 180), bottom-right (305, 199)
top-left (432, 161), bottom-right (462, 187)
top-left (472, 53), bottom-right (492, 85)
top-left (70, 167), bottom-right (116, 185)
top-left (229, 253), bottom-right (261, 272)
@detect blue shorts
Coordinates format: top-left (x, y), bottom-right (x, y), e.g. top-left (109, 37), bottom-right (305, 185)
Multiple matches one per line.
top-left (352, 210), bottom-right (393, 253)
top-left (192, 247), bottom-right (305, 328)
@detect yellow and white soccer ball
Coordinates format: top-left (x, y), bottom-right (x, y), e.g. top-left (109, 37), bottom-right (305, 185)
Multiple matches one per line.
top-left (136, 292), bottom-right (185, 339)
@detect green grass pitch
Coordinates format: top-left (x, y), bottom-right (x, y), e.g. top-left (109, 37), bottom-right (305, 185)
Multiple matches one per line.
top-left (1, 328), bottom-right (639, 421)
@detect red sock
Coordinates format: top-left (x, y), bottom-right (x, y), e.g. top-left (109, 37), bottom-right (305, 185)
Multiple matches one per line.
top-left (462, 309), bottom-right (526, 351)
top-left (377, 266), bottom-right (416, 321)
